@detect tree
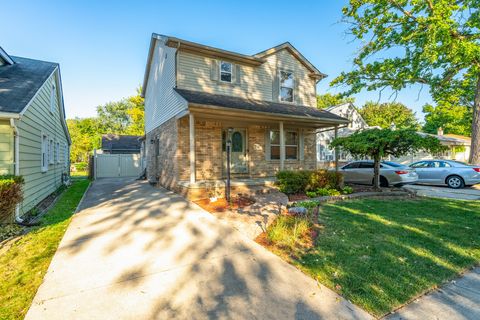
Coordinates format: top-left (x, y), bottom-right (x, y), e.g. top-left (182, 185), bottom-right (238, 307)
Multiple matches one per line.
top-left (330, 128), bottom-right (445, 189)
top-left (359, 102), bottom-right (419, 129)
top-left (316, 93), bottom-right (355, 109)
top-left (423, 103), bottom-right (472, 136)
top-left (332, 1), bottom-right (480, 163)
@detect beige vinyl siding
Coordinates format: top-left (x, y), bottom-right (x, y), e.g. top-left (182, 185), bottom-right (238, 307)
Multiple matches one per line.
top-left (17, 72), bottom-right (69, 215)
top-left (176, 48), bottom-right (317, 108)
top-left (0, 120), bottom-right (14, 175)
top-left (144, 37), bottom-right (188, 133)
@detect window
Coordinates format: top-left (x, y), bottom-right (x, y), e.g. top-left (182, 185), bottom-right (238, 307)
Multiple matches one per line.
top-left (56, 141), bottom-right (60, 163)
top-left (279, 70), bottom-right (294, 102)
top-left (430, 161), bottom-right (451, 168)
top-left (64, 143), bottom-right (68, 168)
top-left (41, 134), bottom-right (48, 172)
top-left (220, 61), bottom-right (232, 83)
top-left (342, 162), bottom-right (360, 169)
top-left (359, 162), bottom-right (374, 169)
top-left (49, 139), bottom-right (54, 164)
top-left (269, 130), bottom-right (298, 160)
top-left (410, 161), bottom-right (429, 168)
top-left (50, 83), bottom-right (56, 113)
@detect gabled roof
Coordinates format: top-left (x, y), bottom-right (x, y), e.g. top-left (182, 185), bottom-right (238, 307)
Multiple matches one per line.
top-left (101, 134), bottom-right (142, 152)
top-left (142, 34), bottom-right (327, 97)
top-left (174, 88), bottom-right (348, 124)
top-left (253, 42), bottom-right (327, 79)
top-left (0, 56), bottom-right (58, 114)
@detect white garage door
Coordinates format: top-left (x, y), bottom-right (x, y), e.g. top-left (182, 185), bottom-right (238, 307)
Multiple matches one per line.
top-left (96, 154), bottom-right (142, 178)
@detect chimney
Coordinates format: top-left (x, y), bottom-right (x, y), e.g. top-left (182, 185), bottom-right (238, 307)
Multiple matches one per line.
top-left (437, 127), bottom-right (444, 136)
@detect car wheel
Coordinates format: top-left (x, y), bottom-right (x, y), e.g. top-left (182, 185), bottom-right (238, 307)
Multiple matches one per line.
top-left (380, 176), bottom-right (389, 187)
top-left (446, 175), bottom-right (465, 189)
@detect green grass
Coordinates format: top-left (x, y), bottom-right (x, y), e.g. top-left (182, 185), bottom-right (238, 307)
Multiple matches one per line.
top-left (0, 179), bottom-right (90, 320)
top-left (288, 198), bottom-right (480, 317)
top-left (70, 171), bottom-right (88, 177)
top-left (267, 215), bottom-right (312, 251)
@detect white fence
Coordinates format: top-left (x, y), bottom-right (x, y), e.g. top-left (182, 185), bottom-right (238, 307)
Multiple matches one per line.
top-left (95, 154), bottom-right (142, 178)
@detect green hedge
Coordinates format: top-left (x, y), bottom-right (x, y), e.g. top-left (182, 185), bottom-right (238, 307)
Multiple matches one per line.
top-left (276, 170), bottom-right (344, 194)
top-left (0, 175), bottom-right (24, 223)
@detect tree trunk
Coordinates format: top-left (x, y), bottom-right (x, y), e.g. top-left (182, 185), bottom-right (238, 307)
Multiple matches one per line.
top-left (373, 155), bottom-right (381, 190)
top-left (469, 76), bottom-right (480, 164)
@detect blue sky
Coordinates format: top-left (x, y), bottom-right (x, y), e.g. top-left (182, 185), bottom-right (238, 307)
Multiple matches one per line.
top-left (1, 0), bottom-right (432, 120)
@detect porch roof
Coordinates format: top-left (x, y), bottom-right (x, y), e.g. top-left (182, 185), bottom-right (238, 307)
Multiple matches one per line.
top-left (174, 88), bottom-right (349, 126)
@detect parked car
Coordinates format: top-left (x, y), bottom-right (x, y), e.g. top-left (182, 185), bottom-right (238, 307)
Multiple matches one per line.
top-left (408, 160), bottom-right (480, 188)
top-left (340, 160), bottom-right (418, 187)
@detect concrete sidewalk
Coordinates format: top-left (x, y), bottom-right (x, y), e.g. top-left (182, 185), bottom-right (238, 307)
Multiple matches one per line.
top-left (404, 185), bottom-right (480, 200)
top-left (26, 178), bottom-right (371, 320)
top-left (386, 267), bottom-right (480, 320)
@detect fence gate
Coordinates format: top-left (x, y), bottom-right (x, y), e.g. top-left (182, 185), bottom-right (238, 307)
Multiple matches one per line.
top-left (95, 154), bottom-right (142, 178)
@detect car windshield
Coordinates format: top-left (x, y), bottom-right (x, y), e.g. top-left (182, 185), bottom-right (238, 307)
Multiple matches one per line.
top-left (381, 161), bottom-right (403, 168)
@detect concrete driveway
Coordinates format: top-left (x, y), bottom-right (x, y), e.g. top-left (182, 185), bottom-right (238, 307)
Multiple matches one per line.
top-left (404, 184), bottom-right (480, 200)
top-left (26, 178), bottom-right (371, 320)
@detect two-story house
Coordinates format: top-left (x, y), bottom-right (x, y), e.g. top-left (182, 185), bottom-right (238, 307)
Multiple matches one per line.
top-left (142, 34), bottom-right (348, 199)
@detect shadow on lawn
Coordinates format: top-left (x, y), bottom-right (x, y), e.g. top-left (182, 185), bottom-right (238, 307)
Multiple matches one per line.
top-left (299, 198), bottom-right (480, 316)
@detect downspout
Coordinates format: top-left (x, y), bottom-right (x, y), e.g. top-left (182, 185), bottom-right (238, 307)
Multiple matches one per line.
top-left (10, 118), bottom-right (23, 223)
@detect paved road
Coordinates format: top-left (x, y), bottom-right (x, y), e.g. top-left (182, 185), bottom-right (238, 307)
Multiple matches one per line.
top-left (386, 268), bottom-right (480, 320)
top-left (404, 184), bottom-right (480, 200)
top-left (26, 178), bottom-right (371, 320)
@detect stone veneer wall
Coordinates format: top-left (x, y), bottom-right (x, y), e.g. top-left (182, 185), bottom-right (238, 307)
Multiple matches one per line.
top-left (146, 117), bottom-right (180, 189)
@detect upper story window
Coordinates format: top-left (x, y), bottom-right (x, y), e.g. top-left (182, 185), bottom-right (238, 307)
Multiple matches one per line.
top-left (220, 61), bottom-right (232, 83)
top-left (279, 70), bottom-right (294, 102)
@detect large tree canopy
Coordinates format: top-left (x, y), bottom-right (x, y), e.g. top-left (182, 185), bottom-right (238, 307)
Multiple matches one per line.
top-left (67, 89), bottom-right (144, 163)
top-left (332, 1), bottom-right (480, 163)
top-left (359, 101), bottom-right (419, 129)
top-left (423, 103), bottom-right (473, 136)
top-left (330, 128), bottom-right (445, 189)
top-left (316, 93), bottom-right (355, 109)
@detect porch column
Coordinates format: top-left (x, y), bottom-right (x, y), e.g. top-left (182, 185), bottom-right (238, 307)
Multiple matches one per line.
top-left (189, 113), bottom-right (196, 183)
top-left (334, 125), bottom-right (339, 172)
top-left (279, 121), bottom-right (285, 170)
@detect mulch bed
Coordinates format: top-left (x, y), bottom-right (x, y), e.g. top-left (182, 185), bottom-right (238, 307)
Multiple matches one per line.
top-left (194, 196), bottom-right (255, 213)
top-left (287, 193), bottom-right (309, 201)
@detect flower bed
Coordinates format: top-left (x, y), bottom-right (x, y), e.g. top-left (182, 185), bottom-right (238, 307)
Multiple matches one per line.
top-left (0, 175), bottom-right (24, 223)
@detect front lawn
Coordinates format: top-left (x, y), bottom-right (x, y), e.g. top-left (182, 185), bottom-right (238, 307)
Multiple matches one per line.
top-left (0, 179), bottom-right (90, 320)
top-left (265, 198), bottom-right (480, 317)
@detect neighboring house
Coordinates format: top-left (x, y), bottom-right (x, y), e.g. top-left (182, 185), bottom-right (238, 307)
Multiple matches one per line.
top-left (317, 103), bottom-right (472, 166)
top-left (142, 34), bottom-right (348, 199)
top-left (100, 134), bottom-right (142, 154)
top-left (317, 103), bottom-right (375, 167)
top-left (0, 47), bottom-right (71, 220)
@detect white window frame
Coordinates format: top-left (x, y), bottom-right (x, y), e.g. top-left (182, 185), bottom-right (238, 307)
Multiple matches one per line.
top-left (41, 134), bottom-right (48, 172)
top-left (56, 141), bottom-right (60, 163)
top-left (269, 130), bottom-right (298, 160)
top-left (50, 83), bottom-right (56, 114)
top-left (64, 143), bottom-right (68, 168)
top-left (219, 61), bottom-right (233, 83)
top-left (49, 138), bottom-right (54, 164)
top-left (279, 70), bottom-right (294, 103)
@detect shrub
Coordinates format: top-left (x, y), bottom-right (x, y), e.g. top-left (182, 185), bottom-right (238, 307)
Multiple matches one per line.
top-left (315, 188), bottom-right (341, 196)
top-left (0, 175), bottom-right (24, 222)
top-left (342, 186), bottom-right (354, 194)
top-left (267, 215), bottom-right (312, 250)
top-left (276, 170), bottom-right (311, 194)
top-left (306, 191), bottom-right (317, 198)
top-left (73, 162), bottom-right (88, 171)
top-left (295, 200), bottom-right (320, 210)
top-left (307, 169), bottom-right (344, 191)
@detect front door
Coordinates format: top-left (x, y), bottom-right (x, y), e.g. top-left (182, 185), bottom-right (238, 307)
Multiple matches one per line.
top-left (223, 129), bottom-right (248, 174)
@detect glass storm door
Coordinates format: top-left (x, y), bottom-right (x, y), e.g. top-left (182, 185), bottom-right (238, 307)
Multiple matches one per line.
top-left (223, 129), bottom-right (248, 174)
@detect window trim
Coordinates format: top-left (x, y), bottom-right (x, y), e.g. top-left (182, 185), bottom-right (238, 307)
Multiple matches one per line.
top-left (279, 70), bottom-right (295, 103)
top-left (41, 134), bottom-right (48, 172)
top-left (269, 129), bottom-right (298, 160)
top-left (219, 61), bottom-right (233, 83)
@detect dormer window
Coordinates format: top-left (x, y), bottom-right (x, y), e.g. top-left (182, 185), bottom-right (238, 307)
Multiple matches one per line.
top-left (220, 61), bottom-right (232, 83)
top-left (279, 71), bottom-right (294, 102)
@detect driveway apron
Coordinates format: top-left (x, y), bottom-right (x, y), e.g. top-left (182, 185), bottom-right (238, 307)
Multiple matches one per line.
top-left (26, 178), bottom-right (371, 320)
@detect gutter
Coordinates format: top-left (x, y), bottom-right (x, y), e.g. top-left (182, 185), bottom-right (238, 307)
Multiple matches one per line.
top-left (9, 118), bottom-right (23, 223)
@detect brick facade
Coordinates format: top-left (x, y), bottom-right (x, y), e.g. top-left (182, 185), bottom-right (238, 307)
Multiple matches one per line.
top-left (148, 116), bottom-right (317, 194)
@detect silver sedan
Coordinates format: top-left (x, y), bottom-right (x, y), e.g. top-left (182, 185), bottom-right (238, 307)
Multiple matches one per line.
top-left (340, 160), bottom-right (418, 187)
top-left (409, 160), bottom-right (480, 188)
